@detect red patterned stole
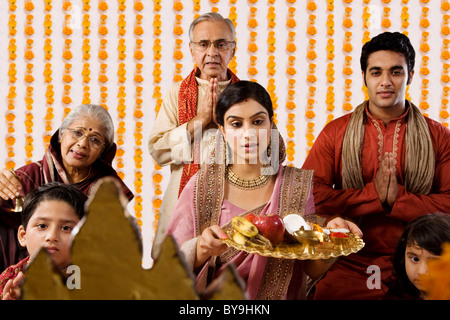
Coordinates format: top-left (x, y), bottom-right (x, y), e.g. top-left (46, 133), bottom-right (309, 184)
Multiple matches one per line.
top-left (0, 256), bottom-right (29, 298)
top-left (177, 67), bottom-right (239, 197)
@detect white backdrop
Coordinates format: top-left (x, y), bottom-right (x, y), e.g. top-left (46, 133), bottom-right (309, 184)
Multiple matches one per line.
top-left (1, 0), bottom-right (449, 267)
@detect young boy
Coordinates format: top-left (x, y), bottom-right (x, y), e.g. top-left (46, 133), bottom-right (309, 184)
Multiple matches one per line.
top-left (0, 182), bottom-right (87, 300)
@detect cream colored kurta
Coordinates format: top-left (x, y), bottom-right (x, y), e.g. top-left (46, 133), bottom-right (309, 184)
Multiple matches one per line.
top-left (148, 76), bottom-right (231, 259)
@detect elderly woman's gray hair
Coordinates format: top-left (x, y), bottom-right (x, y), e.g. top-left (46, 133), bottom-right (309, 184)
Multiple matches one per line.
top-left (59, 104), bottom-right (114, 151)
top-left (188, 12), bottom-right (235, 42)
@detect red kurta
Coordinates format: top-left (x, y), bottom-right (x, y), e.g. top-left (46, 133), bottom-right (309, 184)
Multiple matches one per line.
top-left (302, 102), bottom-right (450, 300)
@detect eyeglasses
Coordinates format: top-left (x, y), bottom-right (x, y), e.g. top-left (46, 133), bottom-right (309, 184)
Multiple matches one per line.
top-left (67, 128), bottom-right (105, 149)
top-left (191, 40), bottom-right (236, 52)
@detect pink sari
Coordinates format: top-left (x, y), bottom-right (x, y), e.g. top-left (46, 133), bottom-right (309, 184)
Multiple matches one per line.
top-left (167, 132), bottom-right (316, 300)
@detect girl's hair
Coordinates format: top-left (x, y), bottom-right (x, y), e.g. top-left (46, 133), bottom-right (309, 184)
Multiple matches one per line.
top-left (58, 104), bottom-right (114, 151)
top-left (384, 213), bottom-right (450, 298)
top-left (215, 80), bottom-right (273, 126)
top-left (21, 182), bottom-right (88, 230)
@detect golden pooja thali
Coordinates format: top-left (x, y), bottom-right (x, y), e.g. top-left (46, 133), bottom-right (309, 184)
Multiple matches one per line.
top-left (221, 213), bottom-right (365, 260)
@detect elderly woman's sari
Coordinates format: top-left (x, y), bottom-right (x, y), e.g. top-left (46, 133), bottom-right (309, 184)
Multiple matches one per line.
top-left (0, 130), bottom-right (133, 271)
top-left (167, 129), bottom-right (316, 299)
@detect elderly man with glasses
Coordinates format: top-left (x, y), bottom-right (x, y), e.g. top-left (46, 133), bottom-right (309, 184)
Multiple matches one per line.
top-left (148, 12), bottom-right (240, 259)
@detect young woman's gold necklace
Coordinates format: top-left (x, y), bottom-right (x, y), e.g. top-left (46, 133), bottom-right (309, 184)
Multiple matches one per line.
top-left (225, 166), bottom-right (271, 190)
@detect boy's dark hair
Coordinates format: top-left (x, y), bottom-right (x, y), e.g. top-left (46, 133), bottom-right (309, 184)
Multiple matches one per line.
top-left (215, 80), bottom-right (273, 127)
top-left (360, 31), bottom-right (415, 82)
top-left (384, 212), bottom-right (450, 299)
top-left (21, 182), bottom-right (88, 230)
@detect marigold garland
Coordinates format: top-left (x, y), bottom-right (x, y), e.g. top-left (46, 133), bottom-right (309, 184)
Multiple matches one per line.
top-left (152, 0), bottom-right (163, 234)
top-left (193, 0), bottom-right (201, 14)
top-left (24, 1), bottom-right (35, 164)
top-left (441, 1), bottom-right (450, 127)
top-left (228, 3), bottom-right (238, 75)
top-left (400, 0), bottom-right (412, 101)
top-left (6, 1), bottom-right (17, 169)
top-left (173, 2), bottom-right (184, 82)
top-left (133, 1), bottom-right (144, 228)
top-left (285, 4), bottom-right (296, 165)
top-left (305, 2), bottom-right (317, 153)
top-left (342, 3), bottom-right (353, 113)
top-left (267, 3), bottom-right (278, 125)
top-left (97, 1), bottom-right (108, 110)
top-left (210, 0), bottom-right (219, 13)
top-left (82, 1), bottom-right (91, 105)
top-left (419, 5), bottom-right (430, 117)
top-left (381, 1), bottom-right (391, 30)
top-left (61, 1), bottom-right (73, 118)
top-left (326, 0), bottom-right (335, 124)
top-left (115, 0), bottom-right (127, 181)
top-left (248, 4), bottom-right (258, 81)
top-left (43, 1), bottom-right (54, 149)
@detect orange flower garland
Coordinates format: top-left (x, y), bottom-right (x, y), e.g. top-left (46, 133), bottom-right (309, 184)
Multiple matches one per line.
top-left (61, 1), bottom-right (73, 118)
top-left (134, 1), bottom-right (145, 228)
top-left (441, 1), bottom-right (450, 127)
top-left (285, 4), bottom-right (296, 165)
top-left (193, 0), bottom-right (201, 15)
top-left (43, 1), bottom-right (54, 149)
top-left (210, 0), bottom-right (220, 13)
top-left (24, 1), bottom-right (35, 164)
top-left (381, 0), bottom-right (391, 30)
top-left (361, 2), bottom-right (370, 101)
top-left (97, 1), bottom-right (108, 110)
top-left (267, 2), bottom-right (278, 124)
top-left (5, 1), bottom-right (17, 169)
top-left (115, 0), bottom-right (127, 181)
top-left (305, 2), bottom-right (317, 153)
top-left (326, 0), bottom-right (335, 124)
top-left (342, 3), bottom-right (353, 113)
top-left (173, 2), bottom-right (184, 83)
top-left (248, 5), bottom-right (258, 81)
top-left (419, 5), bottom-right (430, 116)
top-left (152, 0), bottom-right (163, 234)
top-left (82, 1), bottom-right (91, 105)
top-left (228, 2), bottom-right (238, 75)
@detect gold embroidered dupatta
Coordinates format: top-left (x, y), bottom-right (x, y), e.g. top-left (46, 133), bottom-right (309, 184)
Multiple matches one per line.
top-left (193, 130), bottom-right (315, 299)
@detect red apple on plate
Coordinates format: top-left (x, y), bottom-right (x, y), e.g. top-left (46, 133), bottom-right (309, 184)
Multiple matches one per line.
top-left (245, 213), bottom-right (256, 223)
top-left (253, 214), bottom-right (285, 245)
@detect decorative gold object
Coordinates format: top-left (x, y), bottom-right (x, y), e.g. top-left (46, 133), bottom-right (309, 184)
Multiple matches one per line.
top-left (292, 227), bottom-right (326, 255)
top-left (9, 169), bottom-right (23, 213)
top-left (11, 195), bottom-right (24, 213)
top-left (21, 177), bottom-right (246, 300)
top-left (221, 215), bottom-right (364, 260)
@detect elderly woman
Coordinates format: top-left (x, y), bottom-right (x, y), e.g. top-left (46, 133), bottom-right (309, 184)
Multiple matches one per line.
top-left (148, 12), bottom-right (240, 259)
top-left (0, 104), bottom-right (133, 270)
top-left (167, 81), bottom-right (363, 299)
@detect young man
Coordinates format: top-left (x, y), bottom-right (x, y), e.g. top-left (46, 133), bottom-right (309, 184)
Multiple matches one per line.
top-left (302, 32), bottom-right (450, 300)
